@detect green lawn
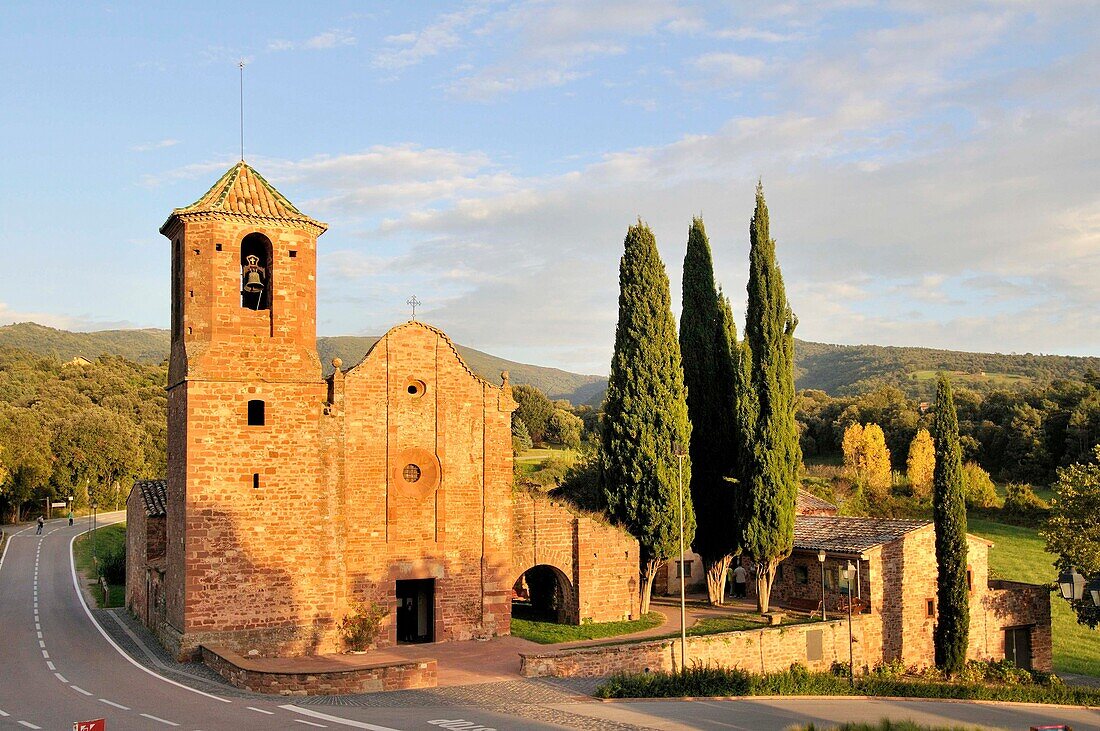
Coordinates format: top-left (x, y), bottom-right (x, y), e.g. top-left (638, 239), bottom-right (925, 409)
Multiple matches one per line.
top-left (687, 615), bottom-right (768, 636)
top-left (73, 523), bottom-right (126, 609)
top-left (968, 517), bottom-right (1100, 677)
top-left (514, 447), bottom-right (578, 464)
top-left (511, 612), bottom-right (664, 644)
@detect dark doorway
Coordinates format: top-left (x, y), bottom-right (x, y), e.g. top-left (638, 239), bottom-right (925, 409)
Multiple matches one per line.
top-left (1004, 626), bottom-right (1033, 670)
top-left (511, 565), bottom-right (576, 624)
top-left (396, 579), bottom-right (434, 644)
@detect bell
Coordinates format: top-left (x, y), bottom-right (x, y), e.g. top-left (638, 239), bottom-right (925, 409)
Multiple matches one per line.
top-left (243, 270), bottom-right (264, 293)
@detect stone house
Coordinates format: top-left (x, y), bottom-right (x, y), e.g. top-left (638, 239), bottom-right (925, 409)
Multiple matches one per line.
top-left (125, 162), bottom-right (638, 661)
top-left (746, 493), bottom-right (1052, 671)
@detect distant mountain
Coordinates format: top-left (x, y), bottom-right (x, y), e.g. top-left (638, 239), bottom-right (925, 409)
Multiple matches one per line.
top-left (0, 323), bottom-right (170, 365)
top-left (3, 322), bottom-right (1097, 403)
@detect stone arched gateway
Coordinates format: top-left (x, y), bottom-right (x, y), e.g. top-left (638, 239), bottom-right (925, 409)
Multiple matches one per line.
top-left (511, 490), bottom-right (640, 625)
top-left (512, 564), bottom-right (577, 624)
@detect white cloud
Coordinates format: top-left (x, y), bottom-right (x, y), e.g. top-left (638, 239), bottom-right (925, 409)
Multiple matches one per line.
top-left (689, 52), bottom-right (766, 84)
top-left (373, 4), bottom-right (489, 69)
top-left (131, 138), bottom-right (180, 152)
top-left (0, 303), bottom-right (138, 332)
top-left (268, 29), bottom-right (356, 52)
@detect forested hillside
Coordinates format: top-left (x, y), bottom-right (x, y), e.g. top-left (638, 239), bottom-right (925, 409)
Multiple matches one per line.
top-left (5, 322), bottom-right (1095, 401)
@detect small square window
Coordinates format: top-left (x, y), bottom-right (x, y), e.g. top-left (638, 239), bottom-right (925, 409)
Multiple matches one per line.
top-left (289, 250), bottom-right (297, 258)
top-left (926, 599), bottom-right (935, 617)
top-left (216, 243), bottom-right (223, 252)
top-left (247, 399), bottom-right (265, 426)
top-left (253, 473), bottom-right (260, 489)
top-left (193, 248), bottom-right (200, 255)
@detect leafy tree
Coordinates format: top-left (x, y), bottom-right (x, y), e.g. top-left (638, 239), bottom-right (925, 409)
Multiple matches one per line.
top-left (679, 217), bottom-right (739, 604)
top-left (545, 408), bottom-right (583, 450)
top-left (0, 403), bottom-right (51, 521)
top-left (841, 422), bottom-right (892, 498)
top-left (512, 415), bottom-right (533, 454)
top-left (601, 220), bottom-right (695, 615)
top-left (738, 183), bottom-right (801, 614)
top-left (512, 384), bottom-right (554, 445)
top-left (962, 462), bottom-right (1001, 509)
top-left (51, 405), bottom-right (145, 511)
top-left (931, 375), bottom-right (969, 675)
top-left (1042, 446), bottom-right (1100, 628)
top-left (906, 428), bottom-right (935, 498)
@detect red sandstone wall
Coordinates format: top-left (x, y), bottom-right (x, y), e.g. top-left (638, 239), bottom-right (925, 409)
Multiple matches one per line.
top-left (125, 488), bottom-right (149, 624)
top-left (512, 492), bottom-right (639, 623)
top-left (335, 323), bottom-right (515, 647)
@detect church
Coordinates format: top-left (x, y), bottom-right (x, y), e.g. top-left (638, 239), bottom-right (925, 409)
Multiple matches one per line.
top-left (125, 162), bottom-right (639, 660)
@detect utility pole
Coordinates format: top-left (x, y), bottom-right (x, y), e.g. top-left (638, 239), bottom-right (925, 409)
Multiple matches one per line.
top-left (675, 443), bottom-right (687, 673)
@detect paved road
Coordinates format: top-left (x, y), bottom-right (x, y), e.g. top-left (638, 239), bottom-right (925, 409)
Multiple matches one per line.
top-left (1, 515), bottom-right (1097, 731)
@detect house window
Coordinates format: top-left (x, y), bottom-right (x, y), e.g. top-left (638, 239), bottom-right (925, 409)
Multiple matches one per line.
top-left (824, 568), bottom-right (837, 590)
top-left (253, 473), bottom-right (260, 489)
top-left (675, 560), bottom-right (693, 578)
top-left (247, 400), bottom-right (265, 426)
top-left (926, 599), bottom-right (935, 617)
top-left (795, 565), bottom-right (809, 585)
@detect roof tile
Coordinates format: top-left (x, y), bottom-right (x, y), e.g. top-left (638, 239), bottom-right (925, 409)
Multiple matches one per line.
top-left (793, 515), bottom-right (929, 554)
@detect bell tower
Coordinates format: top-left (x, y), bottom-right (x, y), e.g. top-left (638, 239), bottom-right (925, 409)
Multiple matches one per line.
top-left (159, 162), bottom-right (336, 658)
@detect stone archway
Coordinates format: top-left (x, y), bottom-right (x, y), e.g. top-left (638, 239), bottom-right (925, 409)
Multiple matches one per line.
top-left (512, 564), bottom-right (578, 625)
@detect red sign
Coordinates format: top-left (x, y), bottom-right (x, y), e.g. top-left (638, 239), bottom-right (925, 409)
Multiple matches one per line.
top-left (73, 720), bottom-right (105, 731)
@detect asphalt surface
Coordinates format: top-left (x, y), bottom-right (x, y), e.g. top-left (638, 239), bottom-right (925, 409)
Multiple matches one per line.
top-left (0, 514), bottom-right (1097, 731)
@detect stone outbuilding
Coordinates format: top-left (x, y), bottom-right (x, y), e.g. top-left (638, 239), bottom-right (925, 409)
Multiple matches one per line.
top-left (126, 162), bottom-right (638, 661)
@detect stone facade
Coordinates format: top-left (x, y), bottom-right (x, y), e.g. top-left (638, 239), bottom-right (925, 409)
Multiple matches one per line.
top-left (126, 162), bottom-right (639, 662)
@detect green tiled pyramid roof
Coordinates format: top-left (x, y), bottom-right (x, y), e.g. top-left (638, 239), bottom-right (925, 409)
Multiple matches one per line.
top-left (161, 161), bottom-right (326, 234)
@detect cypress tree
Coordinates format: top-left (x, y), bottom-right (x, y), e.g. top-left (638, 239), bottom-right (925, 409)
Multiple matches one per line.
top-left (931, 374), bottom-right (969, 674)
top-left (679, 218), bottom-right (739, 604)
top-left (601, 220), bottom-right (695, 615)
top-left (739, 183), bottom-right (801, 613)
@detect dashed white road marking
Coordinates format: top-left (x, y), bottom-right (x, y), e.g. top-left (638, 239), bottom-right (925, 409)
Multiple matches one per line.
top-left (17, 721), bottom-right (41, 729)
top-left (40, 649), bottom-right (49, 659)
top-left (99, 698), bottom-right (131, 710)
top-left (70, 685), bottom-right (93, 696)
top-left (140, 712), bottom-right (180, 726)
top-left (248, 706), bottom-right (275, 714)
top-left (280, 706), bottom-right (402, 731)
top-left (46, 661), bottom-right (54, 671)
top-left (0, 708), bottom-right (8, 716)
top-left (38, 639), bottom-right (45, 648)
top-left (294, 721), bottom-right (328, 728)
top-left (54, 672), bottom-right (68, 683)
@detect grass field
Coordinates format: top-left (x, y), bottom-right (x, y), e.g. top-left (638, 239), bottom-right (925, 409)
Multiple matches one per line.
top-left (910, 370), bottom-right (1032, 388)
top-left (968, 517), bottom-right (1100, 677)
top-left (514, 447), bottom-right (578, 464)
top-left (73, 523), bottom-right (126, 608)
top-left (512, 611), bottom-right (664, 644)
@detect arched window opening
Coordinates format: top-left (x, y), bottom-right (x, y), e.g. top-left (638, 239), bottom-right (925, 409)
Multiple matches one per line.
top-left (512, 565), bottom-right (576, 624)
top-left (247, 400), bottom-right (265, 426)
top-left (240, 233), bottom-right (273, 310)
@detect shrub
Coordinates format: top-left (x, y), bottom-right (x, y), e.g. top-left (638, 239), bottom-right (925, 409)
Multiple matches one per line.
top-left (339, 601), bottom-right (387, 652)
top-left (97, 542), bottom-right (126, 585)
top-left (1001, 483), bottom-right (1049, 522)
top-left (962, 462), bottom-right (1001, 509)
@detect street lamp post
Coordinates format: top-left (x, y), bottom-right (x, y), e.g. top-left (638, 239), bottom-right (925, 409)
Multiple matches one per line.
top-left (674, 442), bottom-right (687, 673)
top-left (817, 550), bottom-right (827, 621)
top-left (846, 561), bottom-right (856, 686)
top-left (91, 500), bottom-right (98, 562)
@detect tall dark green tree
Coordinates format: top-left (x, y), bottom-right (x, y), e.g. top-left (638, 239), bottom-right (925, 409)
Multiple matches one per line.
top-left (679, 217), bottom-right (739, 604)
top-left (739, 183), bottom-right (801, 613)
top-left (931, 374), bottom-right (969, 674)
top-left (601, 220), bottom-right (695, 615)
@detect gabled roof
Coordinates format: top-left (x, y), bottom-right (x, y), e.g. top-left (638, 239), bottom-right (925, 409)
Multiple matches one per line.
top-left (160, 161), bottom-right (326, 234)
top-left (793, 515), bottom-right (929, 554)
top-left (796, 488), bottom-right (837, 515)
top-left (134, 479), bottom-right (167, 518)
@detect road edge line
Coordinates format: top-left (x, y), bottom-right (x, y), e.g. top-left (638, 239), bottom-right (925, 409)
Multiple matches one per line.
top-left (279, 705), bottom-right (403, 730)
top-left (68, 527), bottom-right (232, 703)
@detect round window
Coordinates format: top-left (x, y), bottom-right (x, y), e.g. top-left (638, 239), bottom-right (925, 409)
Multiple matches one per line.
top-left (406, 379), bottom-right (427, 398)
top-left (392, 448), bottom-right (440, 499)
top-left (403, 464), bottom-right (422, 483)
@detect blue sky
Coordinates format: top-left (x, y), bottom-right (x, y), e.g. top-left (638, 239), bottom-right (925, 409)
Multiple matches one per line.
top-left (0, 1), bottom-right (1097, 373)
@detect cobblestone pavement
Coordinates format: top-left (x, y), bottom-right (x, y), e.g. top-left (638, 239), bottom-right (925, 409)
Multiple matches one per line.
top-left (98, 607), bottom-right (649, 729)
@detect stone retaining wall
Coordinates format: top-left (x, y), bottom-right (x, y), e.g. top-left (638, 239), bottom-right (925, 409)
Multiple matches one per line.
top-left (520, 619), bottom-right (863, 678)
top-left (201, 645), bottom-right (437, 695)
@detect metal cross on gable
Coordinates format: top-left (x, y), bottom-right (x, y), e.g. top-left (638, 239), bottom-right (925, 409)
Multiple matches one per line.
top-left (407, 295), bottom-right (422, 319)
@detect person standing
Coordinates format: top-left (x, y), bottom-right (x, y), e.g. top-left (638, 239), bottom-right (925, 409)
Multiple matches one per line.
top-left (36, 516), bottom-right (44, 535)
top-left (733, 562), bottom-right (749, 599)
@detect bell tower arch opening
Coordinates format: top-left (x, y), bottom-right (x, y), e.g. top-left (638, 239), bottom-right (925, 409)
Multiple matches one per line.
top-left (240, 232), bottom-right (272, 310)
